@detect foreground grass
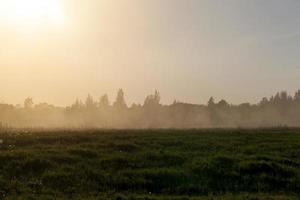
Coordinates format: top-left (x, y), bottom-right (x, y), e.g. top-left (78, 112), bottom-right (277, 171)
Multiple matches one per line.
top-left (0, 129), bottom-right (299, 199)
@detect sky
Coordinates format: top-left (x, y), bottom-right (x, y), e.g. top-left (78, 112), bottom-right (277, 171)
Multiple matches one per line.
top-left (0, 0), bottom-right (300, 106)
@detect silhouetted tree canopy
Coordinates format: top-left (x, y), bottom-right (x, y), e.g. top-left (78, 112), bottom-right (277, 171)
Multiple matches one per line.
top-left (85, 94), bottom-right (96, 109)
top-left (208, 97), bottom-right (215, 108)
top-left (99, 94), bottom-right (109, 108)
top-left (1, 89), bottom-right (300, 128)
top-left (144, 90), bottom-right (161, 107)
top-left (113, 89), bottom-right (127, 109)
top-left (24, 97), bottom-right (34, 109)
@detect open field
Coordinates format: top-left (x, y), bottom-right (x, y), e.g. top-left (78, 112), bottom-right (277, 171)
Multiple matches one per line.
top-left (0, 129), bottom-right (299, 199)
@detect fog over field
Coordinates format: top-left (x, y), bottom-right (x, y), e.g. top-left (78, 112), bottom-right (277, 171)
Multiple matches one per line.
top-left (0, 89), bottom-right (299, 129)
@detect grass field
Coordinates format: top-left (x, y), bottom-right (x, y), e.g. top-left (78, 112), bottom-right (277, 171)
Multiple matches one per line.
top-left (0, 129), bottom-right (299, 199)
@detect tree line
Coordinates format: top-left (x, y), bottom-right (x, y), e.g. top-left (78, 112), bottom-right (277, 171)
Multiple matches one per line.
top-left (1, 89), bottom-right (300, 128)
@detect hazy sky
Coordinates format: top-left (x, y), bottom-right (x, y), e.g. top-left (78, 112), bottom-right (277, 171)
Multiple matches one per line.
top-left (0, 0), bottom-right (300, 106)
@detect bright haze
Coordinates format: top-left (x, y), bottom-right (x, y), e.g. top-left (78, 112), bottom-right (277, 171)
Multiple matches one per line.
top-left (0, 0), bottom-right (300, 106)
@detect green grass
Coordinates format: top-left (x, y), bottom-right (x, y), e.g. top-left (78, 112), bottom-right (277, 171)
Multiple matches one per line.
top-left (0, 129), bottom-right (299, 199)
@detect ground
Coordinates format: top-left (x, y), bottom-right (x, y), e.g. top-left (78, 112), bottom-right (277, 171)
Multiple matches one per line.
top-left (0, 129), bottom-right (299, 199)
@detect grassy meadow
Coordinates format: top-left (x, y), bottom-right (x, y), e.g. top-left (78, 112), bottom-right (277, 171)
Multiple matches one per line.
top-left (0, 129), bottom-right (299, 199)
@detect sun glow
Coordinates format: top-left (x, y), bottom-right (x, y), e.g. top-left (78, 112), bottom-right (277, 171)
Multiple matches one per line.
top-left (0, 0), bottom-right (65, 27)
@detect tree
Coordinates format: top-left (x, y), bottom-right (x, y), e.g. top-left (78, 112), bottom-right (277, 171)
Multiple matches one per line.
top-left (208, 97), bottom-right (215, 108)
top-left (295, 90), bottom-right (300, 101)
top-left (218, 99), bottom-right (229, 109)
top-left (99, 94), bottom-right (110, 108)
top-left (85, 94), bottom-right (96, 109)
top-left (131, 103), bottom-right (141, 109)
top-left (259, 97), bottom-right (269, 107)
top-left (273, 92), bottom-right (281, 104)
top-left (24, 97), bottom-right (34, 109)
top-left (113, 89), bottom-right (127, 109)
top-left (280, 91), bottom-right (288, 102)
top-left (71, 98), bottom-right (84, 110)
top-left (144, 90), bottom-right (161, 107)
top-left (35, 103), bottom-right (54, 110)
